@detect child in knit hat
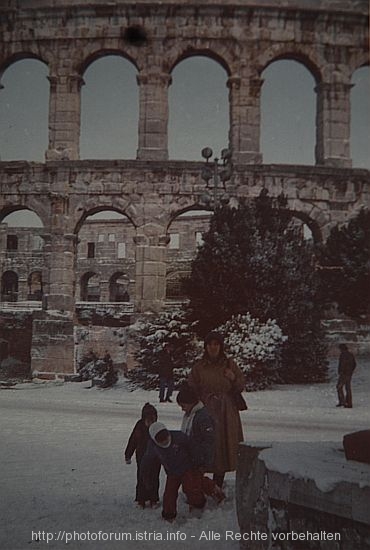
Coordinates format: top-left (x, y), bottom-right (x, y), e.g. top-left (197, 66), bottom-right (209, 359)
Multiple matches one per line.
top-left (124, 403), bottom-right (160, 508)
top-left (141, 421), bottom-right (206, 521)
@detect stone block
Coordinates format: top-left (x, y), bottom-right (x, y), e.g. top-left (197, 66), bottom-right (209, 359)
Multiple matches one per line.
top-left (31, 316), bottom-right (75, 376)
top-left (237, 442), bottom-right (370, 550)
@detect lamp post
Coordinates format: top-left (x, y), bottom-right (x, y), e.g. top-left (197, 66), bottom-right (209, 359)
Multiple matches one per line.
top-left (199, 147), bottom-right (232, 208)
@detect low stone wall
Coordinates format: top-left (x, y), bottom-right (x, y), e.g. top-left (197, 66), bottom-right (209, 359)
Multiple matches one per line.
top-left (0, 310), bottom-right (32, 379)
top-left (236, 441), bottom-right (370, 550)
top-left (323, 317), bottom-right (370, 357)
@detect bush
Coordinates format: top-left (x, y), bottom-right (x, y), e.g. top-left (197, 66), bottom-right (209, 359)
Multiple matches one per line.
top-left (218, 313), bottom-right (287, 390)
top-left (77, 352), bottom-right (118, 388)
top-left (127, 311), bottom-right (201, 390)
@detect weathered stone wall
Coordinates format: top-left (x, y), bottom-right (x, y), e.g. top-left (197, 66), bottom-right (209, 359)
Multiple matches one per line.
top-left (74, 324), bottom-right (129, 373)
top-left (1, 0), bottom-right (367, 164)
top-left (0, 0), bottom-right (368, 375)
top-left (236, 441), bottom-right (370, 550)
top-left (30, 311), bottom-right (75, 378)
top-left (0, 310), bottom-right (32, 378)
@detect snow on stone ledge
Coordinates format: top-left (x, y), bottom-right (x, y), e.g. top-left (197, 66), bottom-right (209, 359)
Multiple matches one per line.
top-left (241, 440), bottom-right (370, 493)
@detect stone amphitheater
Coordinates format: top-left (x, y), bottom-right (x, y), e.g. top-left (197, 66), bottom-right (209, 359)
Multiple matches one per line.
top-left (0, 0), bottom-right (369, 376)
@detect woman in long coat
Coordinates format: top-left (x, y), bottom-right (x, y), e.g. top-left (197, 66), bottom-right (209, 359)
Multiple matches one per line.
top-left (188, 331), bottom-right (245, 488)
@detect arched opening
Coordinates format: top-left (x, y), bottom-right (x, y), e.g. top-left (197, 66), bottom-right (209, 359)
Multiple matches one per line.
top-left (109, 272), bottom-right (130, 302)
top-left (76, 209), bottom-right (136, 303)
top-left (0, 209), bottom-right (45, 302)
top-left (169, 56), bottom-right (229, 160)
top-left (1, 271), bottom-right (18, 302)
top-left (1, 210), bottom-right (44, 252)
top-left (80, 55), bottom-right (139, 159)
top-left (351, 65), bottom-right (370, 169)
top-left (1, 209), bottom-right (44, 227)
top-left (288, 216), bottom-right (315, 242)
top-left (80, 272), bottom-right (101, 302)
top-left (261, 59), bottom-right (316, 165)
top-left (0, 58), bottom-right (49, 161)
top-left (166, 209), bottom-right (213, 301)
top-left (28, 271), bottom-right (43, 301)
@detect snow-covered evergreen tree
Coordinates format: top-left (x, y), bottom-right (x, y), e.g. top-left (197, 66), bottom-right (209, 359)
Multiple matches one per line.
top-left (184, 190), bottom-right (328, 383)
top-left (127, 311), bottom-right (201, 389)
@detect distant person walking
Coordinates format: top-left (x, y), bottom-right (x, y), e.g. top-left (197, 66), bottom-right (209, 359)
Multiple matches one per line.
top-left (336, 344), bottom-right (356, 408)
top-left (158, 343), bottom-right (174, 403)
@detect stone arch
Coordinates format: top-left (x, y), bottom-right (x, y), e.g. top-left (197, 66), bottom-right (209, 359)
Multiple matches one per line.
top-left (80, 271), bottom-right (101, 302)
top-left (167, 204), bottom-right (213, 231)
top-left (78, 49), bottom-right (139, 77)
top-left (260, 56), bottom-right (317, 164)
top-left (286, 200), bottom-right (328, 243)
top-left (27, 271), bottom-right (43, 301)
top-left (79, 53), bottom-right (139, 160)
top-left (73, 205), bottom-right (136, 236)
top-left (0, 205), bottom-right (46, 228)
top-left (1, 270), bottom-right (18, 302)
top-left (109, 272), bottom-right (130, 302)
top-left (168, 53), bottom-right (230, 160)
top-left (0, 56), bottom-right (49, 161)
top-left (169, 47), bottom-right (233, 76)
top-left (0, 52), bottom-right (49, 82)
top-left (348, 53), bottom-right (370, 78)
top-left (256, 46), bottom-right (323, 83)
top-left (288, 210), bottom-right (323, 244)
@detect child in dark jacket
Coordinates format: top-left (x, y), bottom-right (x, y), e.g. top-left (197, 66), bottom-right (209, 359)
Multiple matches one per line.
top-left (141, 421), bottom-right (206, 521)
top-left (124, 403), bottom-right (160, 508)
top-left (177, 384), bottom-right (225, 503)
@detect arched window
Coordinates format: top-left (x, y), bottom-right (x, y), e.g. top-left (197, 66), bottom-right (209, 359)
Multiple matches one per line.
top-left (109, 273), bottom-right (130, 302)
top-left (80, 56), bottom-right (139, 159)
top-left (169, 57), bottom-right (229, 160)
top-left (80, 272), bottom-right (101, 302)
top-left (261, 60), bottom-right (316, 165)
top-left (0, 59), bottom-right (49, 161)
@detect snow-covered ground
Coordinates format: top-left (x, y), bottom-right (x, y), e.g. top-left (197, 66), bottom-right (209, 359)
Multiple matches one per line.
top-left (0, 360), bottom-right (369, 550)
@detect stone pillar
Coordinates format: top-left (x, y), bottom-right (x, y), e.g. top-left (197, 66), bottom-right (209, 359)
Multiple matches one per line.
top-left (46, 72), bottom-right (84, 161)
top-left (31, 222), bottom-right (76, 378)
top-left (17, 277), bottom-right (28, 301)
top-left (136, 71), bottom-right (171, 161)
top-left (46, 232), bottom-right (76, 311)
top-left (31, 311), bottom-right (75, 378)
top-left (100, 280), bottom-right (110, 302)
top-left (315, 80), bottom-right (353, 168)
top-left (134, 227), bottom-right (169, 313)
top-left (228, 75), bottom-right (263, 165)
